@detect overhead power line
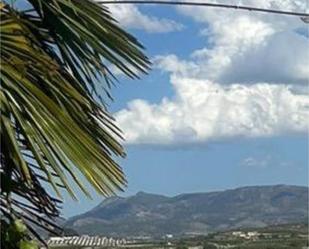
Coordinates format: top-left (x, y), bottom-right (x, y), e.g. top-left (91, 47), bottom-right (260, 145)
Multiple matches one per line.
top-left (100, 1), bottom-right (309, 20)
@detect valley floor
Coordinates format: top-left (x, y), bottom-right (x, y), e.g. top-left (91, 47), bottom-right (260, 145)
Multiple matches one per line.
top-left (47, 223), bottom-right (309, 249)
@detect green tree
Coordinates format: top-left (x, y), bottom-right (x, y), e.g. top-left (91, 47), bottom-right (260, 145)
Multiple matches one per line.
top-left (0, 0), bottom-right (150, 247)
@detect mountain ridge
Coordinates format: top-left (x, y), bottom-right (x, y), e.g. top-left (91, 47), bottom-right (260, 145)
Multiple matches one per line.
top-left (65, 185), bottom-right (308, 237)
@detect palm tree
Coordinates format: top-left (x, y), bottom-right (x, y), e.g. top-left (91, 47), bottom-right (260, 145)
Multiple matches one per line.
top-left (0, 0), bottom-right (150, 247)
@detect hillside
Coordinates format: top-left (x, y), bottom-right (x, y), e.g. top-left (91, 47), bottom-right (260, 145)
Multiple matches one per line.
top-left (65, 185), bottom-right (308, 237)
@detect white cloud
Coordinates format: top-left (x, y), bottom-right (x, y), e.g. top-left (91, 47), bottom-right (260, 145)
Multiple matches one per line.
top-left (114, 0), bottom-right (309, 145)
top-left (174, 0), bottom-right (309, 84)
top-left (116, 78), bottom-right (308, 144)
top-left (107, 4), bottom-right (184, 33)
top-left (177, 0), bottom-right (307, 26)
top-left (240, 154), bottom-right (299, 169)
top-left (240, 157), bottom-right (271, 168)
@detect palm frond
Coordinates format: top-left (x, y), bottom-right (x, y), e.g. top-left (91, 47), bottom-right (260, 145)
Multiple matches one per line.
top-left (1, 0), bottom-right (150, 242)
top-left (27, 0), bottom-right (151, 97)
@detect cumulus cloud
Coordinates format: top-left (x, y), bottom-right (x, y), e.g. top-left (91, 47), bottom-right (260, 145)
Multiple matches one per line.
top-left (174, 0), bottom-right (309, 84)
top-left (114, 0), bottom-right (309, 145)
top-left (116, 77), bottom-right (308, 144)
top-left (107, 4), bottom-right (184, 33)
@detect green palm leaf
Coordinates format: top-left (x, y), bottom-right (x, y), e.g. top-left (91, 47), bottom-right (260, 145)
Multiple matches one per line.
top-left (0, 1), bottom-right (150, 244)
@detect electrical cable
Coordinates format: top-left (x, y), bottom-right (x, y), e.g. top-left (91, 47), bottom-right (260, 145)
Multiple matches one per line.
top-left (99, 0), bottom-right (309, 20)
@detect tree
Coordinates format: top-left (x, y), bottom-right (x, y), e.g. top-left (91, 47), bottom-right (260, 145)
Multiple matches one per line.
top-left (0, 0), bottom-right (150, 247)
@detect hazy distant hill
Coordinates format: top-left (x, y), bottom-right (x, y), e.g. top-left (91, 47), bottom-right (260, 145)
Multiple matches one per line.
top-left (65, 185), bottom-right (308, 237)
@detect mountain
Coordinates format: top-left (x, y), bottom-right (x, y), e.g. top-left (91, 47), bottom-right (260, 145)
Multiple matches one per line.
top-left (65, 185), bottom-right (308, 237)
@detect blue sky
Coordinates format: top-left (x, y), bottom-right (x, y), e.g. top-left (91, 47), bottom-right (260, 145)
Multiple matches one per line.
top-left (61, 1), bottom-right (308, 217)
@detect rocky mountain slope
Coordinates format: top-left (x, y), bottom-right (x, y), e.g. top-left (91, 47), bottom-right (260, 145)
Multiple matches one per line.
top-left (65, 185), bottom-right (308, 237)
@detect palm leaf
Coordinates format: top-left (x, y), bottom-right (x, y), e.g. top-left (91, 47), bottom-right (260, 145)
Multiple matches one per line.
top-left (1, 1), bottom-right (150, 243)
